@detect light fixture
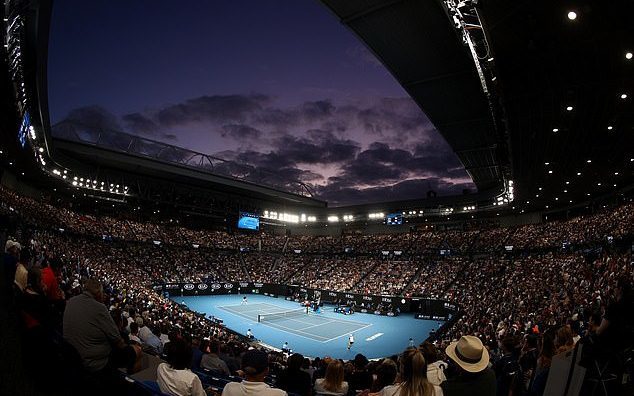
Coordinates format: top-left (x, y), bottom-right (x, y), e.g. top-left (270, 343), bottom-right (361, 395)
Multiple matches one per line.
top-left (548, 170), bottom-right (553, 174)
top-left (545, 162), bottom-right (550, 165)
top-left (552, 128), bottom-right (559, 132)
top-left (565, 181), bottom-right (570, 185)
top-left (587, 159), bottom-right (592, 163)
top-left (567, 11), bottom-right (577, 20)
top-left (566, 106), bottom-right (573, 111)
top-left (626, 52), bottom-right (633, 60)
top-left (621, 94), bottom-right (628, 99)
top-left (577, 172), bottom-right (581, 176)
top-left (607, 126), bottom-right (613, 130)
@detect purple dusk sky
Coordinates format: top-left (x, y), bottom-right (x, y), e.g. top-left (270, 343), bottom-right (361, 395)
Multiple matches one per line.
top-left (48, 0), bottom-right (475, 206)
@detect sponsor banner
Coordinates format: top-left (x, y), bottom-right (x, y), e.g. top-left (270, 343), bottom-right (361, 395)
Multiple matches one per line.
top-left (156, 282), bottom-right (455, 317)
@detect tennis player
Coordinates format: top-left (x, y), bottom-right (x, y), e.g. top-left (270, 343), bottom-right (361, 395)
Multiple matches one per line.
top-left (347, 334), bottom-right (355, 350)
top-left (242, 295), bottom-right (248, 305)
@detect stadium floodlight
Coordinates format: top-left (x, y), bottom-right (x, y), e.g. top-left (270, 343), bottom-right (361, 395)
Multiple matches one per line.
top-left (627, 52), bottom-right (633, 60)
top-left (300, 214), bottom-right (306, 222)
top-left (567, 11), bottom-right (577, 20)
top-left (566, 106), bottom-right (573, 111)
top-left (307, 216), bottom-right (317, 222)
top-left (327, 216), bottom-right (339, 222)
top-left (607, 126), bottom-right (613, 130)
top-left (621, 94), bottom-right (628, 99)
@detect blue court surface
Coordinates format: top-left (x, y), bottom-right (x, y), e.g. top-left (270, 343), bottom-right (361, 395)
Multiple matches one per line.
top-left (174, 294), bottom-right (442, 359)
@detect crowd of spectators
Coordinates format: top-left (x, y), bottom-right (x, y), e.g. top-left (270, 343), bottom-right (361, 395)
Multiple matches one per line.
top-left (2, 186), bottom-right (633, 257)
top-left (2, 185), bottom-right (634, 395)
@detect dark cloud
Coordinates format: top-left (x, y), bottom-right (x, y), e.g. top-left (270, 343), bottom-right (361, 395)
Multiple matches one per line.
top-left (122, 112), bottom-right (160, 135)
top-left (220, 124), bottom-right (263, 140)
top-left (54, 94), bottom-right (475, 204)
top-left (156, 94), bottom-right (270, 126)
top-left (63, 105), bottom-right (122, 131)
top-left (301, 100), bottom-right (335, 121)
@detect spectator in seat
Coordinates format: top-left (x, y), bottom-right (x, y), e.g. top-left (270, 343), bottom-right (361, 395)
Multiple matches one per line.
top-left (137, 316), bottom-right (152, 342)
top-left (315, 360), bottom-right (349, 396)
top-left (554, 326), bottom-right (574, 355)
top-left (4, 239), bottom-right (20, 292)
top-left (596, 277), bottom-right (633, 350)
top-left (157, 338), bottom-right (207, 396)
top-left (420, 342), bottom-right (447, 386)
top-left (13, 246), bottom-right (29, 293)
top-left (145, 325), bottom-right (165, 355)
top-left (63, 278), bottom-right (141, 374)
top-left (375, 348), bottom-right (442, 396)
top-left (222, 349), bottom-right (287, 396)
top-left (347, 354), bottom-right (373, 395)
top-left (441, 336), bottom-right (495, 396)
top-left (276, 353), bottom-right (312, 396)
top-left (368, 359), bottom-right (397, 393)
top-left (529, 330), bottom-right (556, 396)
top-left (129, 322), bottom-right (142, 343)
top-left (201, 339), bottom-right (231, 375)
top-left (41, 258), bottom-right (64, 301)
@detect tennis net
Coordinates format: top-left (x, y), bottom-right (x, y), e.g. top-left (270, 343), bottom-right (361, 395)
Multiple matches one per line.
top-left (257, 308), bottom-right (307, 323)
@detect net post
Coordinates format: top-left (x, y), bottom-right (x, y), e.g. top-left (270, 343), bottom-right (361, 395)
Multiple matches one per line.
top-left (257, 314), bottom-right (261, 323)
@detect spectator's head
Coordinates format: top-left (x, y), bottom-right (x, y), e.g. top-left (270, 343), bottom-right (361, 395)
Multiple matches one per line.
top-left (5, 239), bottom-right (21, 258)
top-left (322, 360), bottom-right (345, 392)
top-left (353, 353), bottom-right (369, 370)
top-left (130, 322), bottom-right (139, 335)
top-left (84, 278), bottom-right (104, 302)
top-left (500, 336), bottom-right (516, 354)
top-left (287, 353), bottom-right (304, 371)
top-left (208, 340), bottom-right (221, 354)
top-left (588, 311), bottom-right (602, 331)
top-left (241, 349), bottom-right (269, 381)
top-left (373, 358), bottom-right (397, 391)
top-left (166, 338), bottom-right (192, 370)
top-left (555, 326), bottom-right (574, 349)
top-left (419, 342), bottom-right (439, 364)
top-left (398, 348), bottom-right (434, 396)
top-left (48, 258), bottom-right (63, 273)
top-left (445, 335), bottom-right (490, 373)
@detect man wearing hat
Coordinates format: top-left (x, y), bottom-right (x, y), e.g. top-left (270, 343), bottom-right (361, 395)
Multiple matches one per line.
top-left (441, 335), bottom-right (496, 396)
top-left (222, 349), bottom-right (287, 396)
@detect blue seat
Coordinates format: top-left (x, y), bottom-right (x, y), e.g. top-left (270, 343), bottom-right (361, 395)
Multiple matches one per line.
top-left (140, 380), bottom-right (172, 396)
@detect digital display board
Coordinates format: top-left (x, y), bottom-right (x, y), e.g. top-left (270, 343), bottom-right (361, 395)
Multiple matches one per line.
top-left (238, 212), bottom-right (260, 230)
top-left (386, 213), bottom-right (402, 225)
top-left (18, 111), bottom-right (30, 148)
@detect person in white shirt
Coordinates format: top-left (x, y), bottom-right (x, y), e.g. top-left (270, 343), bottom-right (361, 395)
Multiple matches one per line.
top-left (347, 334), bottom-right (355, 350)
top-left (221, 349), bottom-right (286, 396)
top-left (247, 328), bottom-right (253, 339)
top-left (157, 338), bottom-right (206, 396)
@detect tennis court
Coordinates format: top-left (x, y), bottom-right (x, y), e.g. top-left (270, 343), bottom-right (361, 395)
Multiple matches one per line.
top-left (219, 302), bottom-right (371, 342)
top-left (175, 294), bottom-right (442, 359)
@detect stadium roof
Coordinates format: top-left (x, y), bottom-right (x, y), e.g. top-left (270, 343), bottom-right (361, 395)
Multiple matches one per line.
top-left (2, 0), bottom-right (633, 219)
top-left (320, 0), bottom-right (511, 193)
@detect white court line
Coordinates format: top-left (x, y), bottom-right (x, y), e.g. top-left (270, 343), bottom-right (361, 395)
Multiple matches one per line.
top-left (297, 319), bottom-right (336, 331)
top-left (321, 323), bottom-right (374, 343)
top-left (219, 303), bottom-right (372, 343)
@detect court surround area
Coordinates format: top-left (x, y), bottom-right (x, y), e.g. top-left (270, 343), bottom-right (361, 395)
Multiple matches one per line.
top-left (175, 294), bottom-right (442, 359)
